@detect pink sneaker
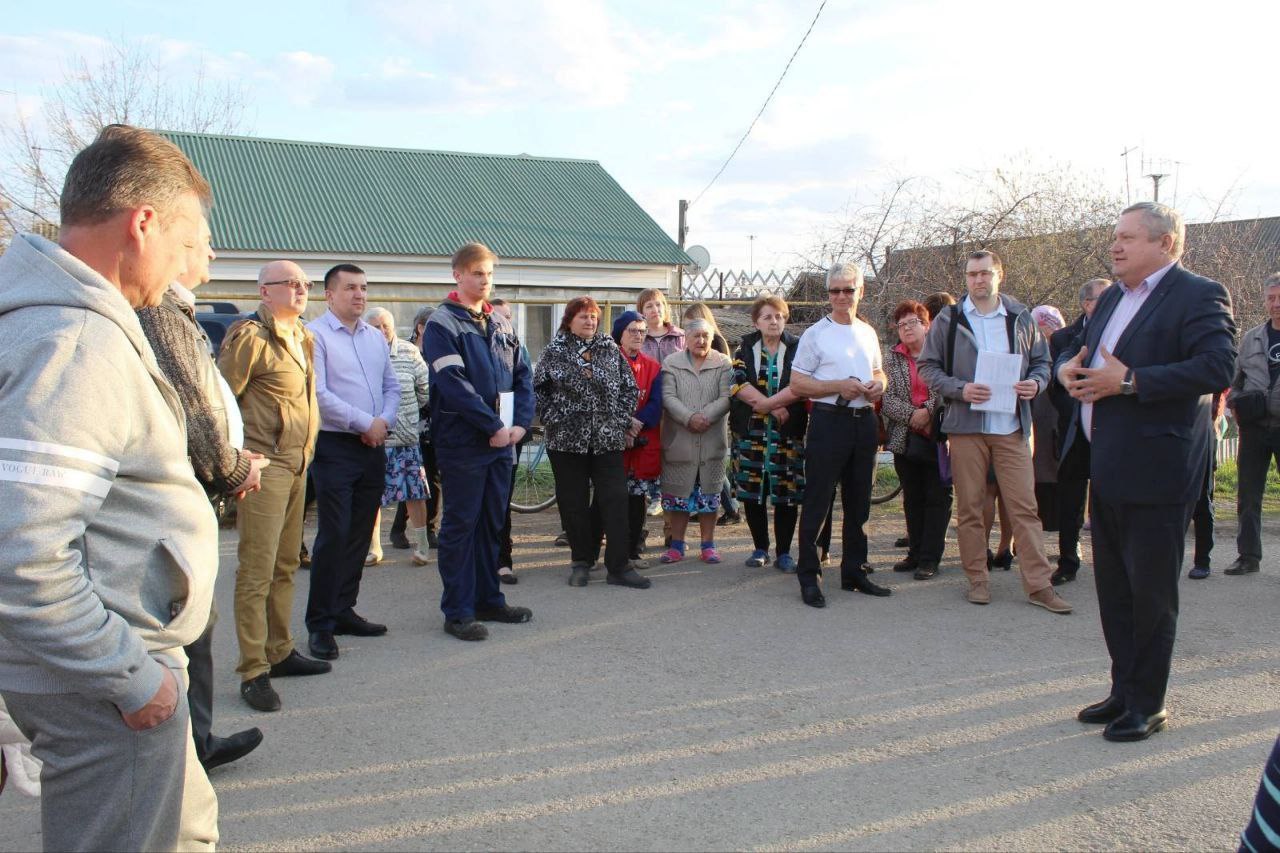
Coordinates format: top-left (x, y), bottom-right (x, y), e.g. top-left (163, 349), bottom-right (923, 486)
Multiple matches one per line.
top-left (659, 548), bottom-right (684, 564)
top-left (701, 547), bottom-right (722, 564)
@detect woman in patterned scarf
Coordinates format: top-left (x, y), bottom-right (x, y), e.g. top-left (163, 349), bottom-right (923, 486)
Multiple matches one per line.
top-left (533, 296), bottom-right (648, 589)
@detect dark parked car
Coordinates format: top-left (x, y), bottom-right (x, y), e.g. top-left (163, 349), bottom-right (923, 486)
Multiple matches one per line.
top-left (194, 301), bottom-right (252, 357)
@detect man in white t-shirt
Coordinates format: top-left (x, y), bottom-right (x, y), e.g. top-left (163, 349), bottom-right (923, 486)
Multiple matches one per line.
top-left (789, 263), bottom-right (892, 607)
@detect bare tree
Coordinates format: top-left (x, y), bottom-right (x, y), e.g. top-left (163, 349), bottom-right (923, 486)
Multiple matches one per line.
top-left (0, 39), bottom-right (247, 235)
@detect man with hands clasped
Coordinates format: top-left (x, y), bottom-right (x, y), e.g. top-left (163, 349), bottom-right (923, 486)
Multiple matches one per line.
top-left (1055, 202), bottom-right (1235, 743)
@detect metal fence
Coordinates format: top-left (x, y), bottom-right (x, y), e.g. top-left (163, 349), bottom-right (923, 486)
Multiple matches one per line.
top-left (681, 269), bottom-right (800, 300)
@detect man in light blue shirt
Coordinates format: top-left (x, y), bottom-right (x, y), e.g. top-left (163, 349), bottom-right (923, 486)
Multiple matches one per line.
top-left (919, 250), bottom-right (1071, 614)
top-left (304, 263), bottom-right (400, 661)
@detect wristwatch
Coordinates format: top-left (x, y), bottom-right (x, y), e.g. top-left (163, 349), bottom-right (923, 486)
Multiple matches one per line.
top-left (1121, 368), bottom-right (1136, 396)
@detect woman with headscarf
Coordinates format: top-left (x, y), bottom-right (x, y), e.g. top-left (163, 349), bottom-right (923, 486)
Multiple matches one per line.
top-left (534, 296), bottom-right (648, 589)
top-left (1030, 304), bottom-right (1066, 529)
top-left (659, 317), bottom-right (733, 564)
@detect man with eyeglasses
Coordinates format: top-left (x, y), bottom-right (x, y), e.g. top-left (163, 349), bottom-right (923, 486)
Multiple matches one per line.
top-left (788, 262), bottom-right (892, 608)
top-left (219, 260), bottom-right (329, 713)
top-left (304, 263), bottom-right (400, 660)
top-left (1048, 277), bottom-right (1111, 585)
top-left (919, 250), bottom-right (1072, 614)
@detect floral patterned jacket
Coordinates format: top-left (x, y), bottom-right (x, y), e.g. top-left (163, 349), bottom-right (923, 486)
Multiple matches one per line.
top-left (534, 331), bottom-right (639, 454)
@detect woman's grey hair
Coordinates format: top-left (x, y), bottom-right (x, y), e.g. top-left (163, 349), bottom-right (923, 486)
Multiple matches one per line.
top-left (1264, 272), bottom-right (1280, 294)
top-left (825, 262), bottom-right (863, 290)
top-left (365, 307), bottom-right (394, 326)
top-left (1078, 278), bottom-right (1111, 303)
top-left (1121, 201), bottom-right (1185, 258)
top-left (684, 317), bottom-right (712, 335)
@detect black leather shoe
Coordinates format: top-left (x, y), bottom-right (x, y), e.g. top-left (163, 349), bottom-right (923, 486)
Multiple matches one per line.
top-left (200, 728), bottom-right (264, 771)
top-left (427, 529), bottom-right (439, 549)
top-left (991, 550), bottom-right (1013, 571)
top-left (333, 612), bottom-right (388, 636)
top-left (1225, 556), bottom-right (1261, 575)
top-left (606, 568), bottom-right (652, 589)
top-left (842, 574), bottom-right (892, 596)
top-left (1103, 708), bottom-right (1167, 742)
top-left (269, 649), bottom-right (332, 678)
top-left (475, 604), bottom-right (533, 623)
top-left (1051, 568), bottom-right (1077, 586)
top-left (716, 510), bottom-right (741, 526)
top-left (390, 531), bottom-right (412, 550)
top-left (568, 562), bottom-right (590, 586)
top-left (555, 531), bottom-right (570, 547)
top-left (801, 586), bottom-right (826, 608)
top-left (913, 561), bottom-right (938, 580)
top-left (240, 675), bottom-right (281, 712)
top-left (444, 618), bottom-right (488, 641)
top-left (308, 631), bottom-right (339, 660)
top-left (892, 557), bottom-right (917, 573)
top-left (1077, 695), bottom-right (1126, 724)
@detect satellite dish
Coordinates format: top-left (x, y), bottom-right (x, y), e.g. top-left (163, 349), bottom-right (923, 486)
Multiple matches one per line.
top-left (685, 245), bottom-right (711, 276)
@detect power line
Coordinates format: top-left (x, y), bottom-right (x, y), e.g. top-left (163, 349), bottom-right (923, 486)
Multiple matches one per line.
top-left (690, 0), bottom-right (828, 207)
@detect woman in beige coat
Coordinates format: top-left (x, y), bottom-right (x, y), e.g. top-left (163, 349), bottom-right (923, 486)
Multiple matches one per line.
top-left (659, 319), bottom-right (733, 564)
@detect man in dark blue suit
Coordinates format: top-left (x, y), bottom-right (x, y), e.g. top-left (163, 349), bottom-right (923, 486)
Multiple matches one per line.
top-left (1055, 202), bottom-right (1235, 742)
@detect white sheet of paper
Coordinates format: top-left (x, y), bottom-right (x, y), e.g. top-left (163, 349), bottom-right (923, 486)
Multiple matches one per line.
top-left (971, 351), bottom-right (1022, 414)
top-left (499, 391), bottom-right (515, 429)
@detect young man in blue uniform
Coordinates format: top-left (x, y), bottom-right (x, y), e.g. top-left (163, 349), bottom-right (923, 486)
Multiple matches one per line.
top-left (422, 242), bottom-right (535, 640)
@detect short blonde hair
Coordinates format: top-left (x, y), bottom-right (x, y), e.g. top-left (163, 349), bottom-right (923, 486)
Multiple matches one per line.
top-left (60, 124), bottom-right (212, 227)
top-left (636, 288), bottom-right (670, 325)
top-left (451, 241), bottom-right (498, 271)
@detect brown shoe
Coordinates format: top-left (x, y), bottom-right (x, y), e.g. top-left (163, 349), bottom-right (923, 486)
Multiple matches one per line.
top-left (966, 582), bottom-right (990, 605)
top-left (1029, 587), bottom-right (1073, 614)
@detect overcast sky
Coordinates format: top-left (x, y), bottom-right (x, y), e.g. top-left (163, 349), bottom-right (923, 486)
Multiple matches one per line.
top-left (3, 0), bottom-right (1277, 273)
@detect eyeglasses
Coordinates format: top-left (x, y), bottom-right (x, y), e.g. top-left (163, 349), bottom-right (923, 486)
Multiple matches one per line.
top-left (896, 318), bottom-right (923, 330)
top-left (624, 326), bottom-right (647, 335)
top-left (827, 287), bottom-right (858, 296)
top-left (262, 278), bottom-right (312, 292)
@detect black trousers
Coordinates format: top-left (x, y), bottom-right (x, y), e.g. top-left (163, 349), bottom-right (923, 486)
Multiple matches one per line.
top-left (390, 437), bottom-right (442, 537)
top-left (1191, 442), bottom-right (1216, 568)
top-left (592, 492), bottom-right (648, 561)
top-left (1091, 492), bottom-right (1195, 714)
top-left (184, 610), bottom-right (216, 759)
top-left (1057, 438), bottom-right (1090, 574)
top-left (549, 449), bottom-right (629, 573)
top-left (306, 432), bottom-right (384, 633)
top-left (1234, 425), bottom-right (1280, 561)
top-left (498, 459), bottom-right (519, 568)
top-left (797, 407), bottom-right (878, 587)
top-left (893, 452), bottom-right (952, 564)
top-left (742, 488), bottom-right (799, 557)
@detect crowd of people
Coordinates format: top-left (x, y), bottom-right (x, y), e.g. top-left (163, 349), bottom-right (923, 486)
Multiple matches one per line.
top-left (0, 125), bottom-right (1278, 852)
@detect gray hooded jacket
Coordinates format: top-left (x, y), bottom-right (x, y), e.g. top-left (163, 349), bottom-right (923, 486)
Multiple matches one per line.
top-left (0, 234), bottom-right (217, 713)
top-left (917, 294), bottom-right (1051, 438)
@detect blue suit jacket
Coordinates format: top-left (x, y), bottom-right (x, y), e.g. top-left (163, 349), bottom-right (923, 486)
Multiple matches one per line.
top-left (1053, 264), bottom-right (1235, 505)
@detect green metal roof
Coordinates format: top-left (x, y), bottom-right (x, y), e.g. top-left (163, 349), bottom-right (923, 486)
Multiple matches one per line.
top-left (161, 131), bottom-right (690, 266)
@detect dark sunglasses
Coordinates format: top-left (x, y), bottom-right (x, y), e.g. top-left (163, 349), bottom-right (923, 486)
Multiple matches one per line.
top-left (827, 287), bottom-right (858, 296)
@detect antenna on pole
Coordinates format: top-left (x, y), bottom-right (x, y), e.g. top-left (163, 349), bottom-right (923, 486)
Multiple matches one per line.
top-left (1120, 146), bottom-right (1137, 205)
top-left (1144, 156), bottom-right (1170, 203)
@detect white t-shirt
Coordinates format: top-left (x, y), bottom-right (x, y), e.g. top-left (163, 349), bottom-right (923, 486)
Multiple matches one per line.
top-left (792, 315), bottom-right (883, 406)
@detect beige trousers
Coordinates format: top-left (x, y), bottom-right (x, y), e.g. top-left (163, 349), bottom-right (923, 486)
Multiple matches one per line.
top-left (949, 431), bottom-right (1053, 595)
top-left (234, 463), bottom-right (306, 680)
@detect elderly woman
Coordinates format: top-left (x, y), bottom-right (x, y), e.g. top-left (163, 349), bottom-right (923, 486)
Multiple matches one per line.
top-left (682, 302), bottom-right (740, 525)
top-left (534, 296), bottom-right (648, 589)
top-left (365, 308), bottom-right (431, 565)
top-left (882, 299), bottom-right (952, 580)
top-left (637, 287), bottom-right (686, 364)
top-left (1030, 304), bottom-right (1066, 529)
top-left (388, 305), bottom-right (441, 553)
top-left (659, 318), bottom-right (733, 564)
top-left (729, 295), bottom-right (806, 572)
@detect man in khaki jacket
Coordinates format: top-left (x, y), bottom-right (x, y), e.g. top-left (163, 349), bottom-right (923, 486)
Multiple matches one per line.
top-left (219, 260), bottom-right (328, 712)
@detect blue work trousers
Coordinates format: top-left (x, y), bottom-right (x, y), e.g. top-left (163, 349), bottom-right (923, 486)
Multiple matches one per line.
top-left (437, 449), bottom-right (511, 621)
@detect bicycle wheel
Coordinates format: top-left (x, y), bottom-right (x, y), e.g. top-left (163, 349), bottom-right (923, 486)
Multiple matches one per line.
top-left (869, 450), bottom-right (902, 505)
top-left (510, 426), bottom-right (558, 513)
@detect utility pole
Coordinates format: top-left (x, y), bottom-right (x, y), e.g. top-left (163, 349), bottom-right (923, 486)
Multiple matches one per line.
top-left (748, 234), bottom-right (755, 276)
top-left (675, 199), bottom-right (689, 300)
top-left (1120, 146), bottom-right (1137, 205)
top-left (1146, 170), bottom-right (1169, 202)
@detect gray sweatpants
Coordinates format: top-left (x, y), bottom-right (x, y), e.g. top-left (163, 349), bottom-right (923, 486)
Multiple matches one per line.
top-left (3, 671), bottom-right (218, 852)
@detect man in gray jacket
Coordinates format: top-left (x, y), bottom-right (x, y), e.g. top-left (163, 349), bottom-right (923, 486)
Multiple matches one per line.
top-left (1225, 271), bottom-right (1280, 576)
top-left (0, 126), bottom-right (220, 849)
top-left (918, 250), bottom-right (1072, 614)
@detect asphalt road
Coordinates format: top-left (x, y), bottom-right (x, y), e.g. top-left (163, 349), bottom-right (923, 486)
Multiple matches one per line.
top-left (3, 502), bottom-right (1277, 851)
